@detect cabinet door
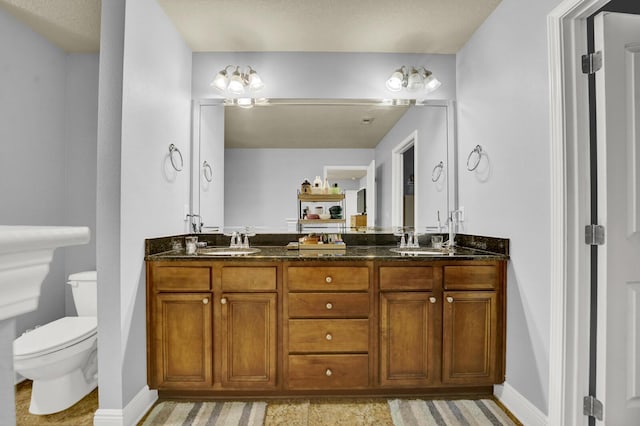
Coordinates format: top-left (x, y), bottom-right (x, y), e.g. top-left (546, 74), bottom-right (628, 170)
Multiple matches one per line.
top-left (151, 293), bottom-right (212, 389)
top-left (442, 291), bottom-right (497, 385)
top-left (380, 292), bottom-right (438, 387)
top-left (220, 293), bottom-right (277, 388)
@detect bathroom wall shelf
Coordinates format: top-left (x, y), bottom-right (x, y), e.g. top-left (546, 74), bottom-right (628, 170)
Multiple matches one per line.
top-left (297, 192), bottom-right (346, 232)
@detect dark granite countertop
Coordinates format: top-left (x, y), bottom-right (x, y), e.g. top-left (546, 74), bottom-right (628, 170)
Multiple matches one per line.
top-left (145, 233), bottom-right (508, 261)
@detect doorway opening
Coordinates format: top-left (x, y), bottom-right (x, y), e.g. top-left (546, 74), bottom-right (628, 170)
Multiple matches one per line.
top-left (392, 130), bottom-right (418, 229)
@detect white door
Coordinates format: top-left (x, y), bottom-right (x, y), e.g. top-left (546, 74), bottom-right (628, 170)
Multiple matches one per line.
top-left (594, 11), bottom-right (640, 425)
top-left (366, 159), bottom-right (376, 227)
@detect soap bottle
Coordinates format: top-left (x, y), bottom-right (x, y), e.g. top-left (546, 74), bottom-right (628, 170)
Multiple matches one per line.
top-left (323, 178), bottom-right (330, 194)
top-left (331, 183), bottom-right (340, 194)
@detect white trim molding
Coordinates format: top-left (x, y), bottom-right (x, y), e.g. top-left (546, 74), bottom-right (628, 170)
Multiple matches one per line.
top-left (495, 383), bottom-right (547, 426)
top-left (94, 386), bottom-right (157, 426)
top-left (547, 1), bottom-right (611, 425)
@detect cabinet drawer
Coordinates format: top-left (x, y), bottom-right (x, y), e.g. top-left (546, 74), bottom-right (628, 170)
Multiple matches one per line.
top-left (288, 319), bottom-right (369, 353)
top-left (444, 266), bottom-right (498, 290)
top-left (287, 266), bottom-right (369, 291)
top-left (221, 266), bottom-right (277, 291)
top-left (153, 266), bottom-right (211, 291)
top-left (288, 293), bottom-right (369, 318)
top-left (288, 354), bottom-right (369, 389)
top-left (379, 266), bottom-right (434, 291)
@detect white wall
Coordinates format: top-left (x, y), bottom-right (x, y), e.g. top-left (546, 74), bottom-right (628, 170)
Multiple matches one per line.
top-left (96, 0), bottom-right (193, 415)
top-left (192, 52), bottom-right (456, 101)
top-left (456, 0), bottom-right (562, 415)
top-left (225, 148), bottom-right (374, 230)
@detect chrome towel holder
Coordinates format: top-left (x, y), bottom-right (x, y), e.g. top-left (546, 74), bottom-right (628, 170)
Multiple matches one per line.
top-left (203, 161), bottom-right (213, 182)
top-left (168, 144), bottom-right (183, 172)
top-left (466, 145), bottom-right (483, 171)
top-left (431, 161), bottom-right (444, 182)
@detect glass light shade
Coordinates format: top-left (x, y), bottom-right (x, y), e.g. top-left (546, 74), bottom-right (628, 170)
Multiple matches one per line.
top-left (423, 75), bottom-right (442, 93)
top-left (227, 69), bottom-right (245, 95)
top-left (247, 69), bottom-right (264, 91)
top-left (406, 68), bottom-right (424, 91)
top-left (211, 70), bottom-right (229, 92)
top-left (386, 70), bottom-right (404, 92)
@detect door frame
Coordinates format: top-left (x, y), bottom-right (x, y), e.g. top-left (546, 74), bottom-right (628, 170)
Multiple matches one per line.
top-left (391, 130), bottom-right (419, 229)
top-left (548, 0), bottom-right (610, 424)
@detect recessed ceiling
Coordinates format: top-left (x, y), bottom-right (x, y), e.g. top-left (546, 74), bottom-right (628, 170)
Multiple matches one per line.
top-left (0, 0), bottom-right (502, 54)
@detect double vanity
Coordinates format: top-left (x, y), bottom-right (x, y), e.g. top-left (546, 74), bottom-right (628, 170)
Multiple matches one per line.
top-left (145, 233), bottom-right (508, 399)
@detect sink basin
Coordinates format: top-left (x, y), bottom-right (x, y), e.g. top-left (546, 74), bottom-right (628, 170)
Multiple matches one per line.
top-left (389, 247), bottom-right (447, 256)
top-left (197, 247), bottom-right (261, 256)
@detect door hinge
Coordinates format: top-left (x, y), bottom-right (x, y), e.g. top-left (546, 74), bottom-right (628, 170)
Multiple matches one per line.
top-left (582, 51), bottom-right (602, 74)
top-left (585, 224), bottom-right (605, 245)
top-left (583, 395), bottom-right (603, 420)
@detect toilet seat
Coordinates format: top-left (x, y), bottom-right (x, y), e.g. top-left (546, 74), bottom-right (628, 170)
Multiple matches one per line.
top-left (14, 317), bottom-right (97, 360)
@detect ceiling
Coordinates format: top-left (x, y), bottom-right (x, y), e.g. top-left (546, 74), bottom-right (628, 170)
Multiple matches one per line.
top-left (1, 0), bottom-right (502, 148)
top-left (0, 0), bottom-right (502, 54)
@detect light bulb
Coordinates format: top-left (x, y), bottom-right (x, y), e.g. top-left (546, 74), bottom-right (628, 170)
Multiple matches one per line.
top-left (237, 98), bottom-right (254, 108)
top-left (406, 68), bottom-right (424, 91)
top-left (423, 75), bottom-right (442, 93)
top-left (227, 67), bottom-right (245, 94)
top-left (385, 68), bottom-right (405, 92)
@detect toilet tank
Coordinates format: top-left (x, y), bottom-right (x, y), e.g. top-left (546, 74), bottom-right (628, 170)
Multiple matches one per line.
top-left (67, 271), bottom-right (97, 317)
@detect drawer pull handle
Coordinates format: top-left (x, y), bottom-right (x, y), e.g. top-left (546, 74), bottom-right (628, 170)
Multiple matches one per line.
top-left (202, 298), bottom-right (209, 305)
top-left (325, 333), bottom-right (333, 341)
top-left (325, 276), bottom-right (333, 283)
top-left (325, 368), bottom-right (333, 377)
top-left (221, 297), bottom-right (228, 305)
top-left (429, 297), bottom-right (436, 304)
top-left (447, 296), bottom-right (454, 303)
top-left (326, 302), bottom-right (333, 310)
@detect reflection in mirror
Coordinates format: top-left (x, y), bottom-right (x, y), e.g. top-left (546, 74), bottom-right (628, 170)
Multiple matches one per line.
top-left (191, 99), bottom-right (456, 234)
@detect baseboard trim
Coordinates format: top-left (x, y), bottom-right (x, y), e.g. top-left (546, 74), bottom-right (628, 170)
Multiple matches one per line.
top-left (494, 382), bottom-right (547, 426)
top-left (94, 386), bottom-right (157, 426)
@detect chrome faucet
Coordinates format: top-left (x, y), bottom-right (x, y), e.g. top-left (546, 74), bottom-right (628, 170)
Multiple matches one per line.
top-left (446, 210), bottom-right (463, 249)
top-left (186, 214), bottom-right (203, 233)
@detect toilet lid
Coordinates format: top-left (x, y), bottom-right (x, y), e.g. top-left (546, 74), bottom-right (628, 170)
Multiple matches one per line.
top-left (14, 317), bottom-right (97, 358)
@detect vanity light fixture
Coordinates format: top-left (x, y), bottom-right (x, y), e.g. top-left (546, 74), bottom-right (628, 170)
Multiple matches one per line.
top-left (211, 65), bottom-right (265, 96)
top-left (385, 66), bottom-right (441, 94)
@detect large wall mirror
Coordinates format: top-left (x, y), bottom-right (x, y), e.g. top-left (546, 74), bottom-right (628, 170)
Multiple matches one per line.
top-left (191, 99), bottom-right (457, 234)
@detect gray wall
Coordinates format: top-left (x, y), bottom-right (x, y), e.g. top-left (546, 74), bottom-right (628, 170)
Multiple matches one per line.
top-left (97, 0), bottom-right (193, 412)
top-left (456, 0), bottom-right (563, 414)
top-left (0, 7), bottom-right (98, 332)
top-left (224, 148), bottom-right (374, 230)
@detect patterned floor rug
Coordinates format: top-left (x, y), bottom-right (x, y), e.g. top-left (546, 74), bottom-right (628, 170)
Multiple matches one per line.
top-left (388, 399), bottom-right (517, 426)
top-left (140, 401), bottom-right (266, 426)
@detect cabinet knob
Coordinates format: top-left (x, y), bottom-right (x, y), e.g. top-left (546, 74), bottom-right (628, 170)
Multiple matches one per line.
top-left (325, 368), bottom-right (333, 377)
top-left (429, 297), bottom-right (436, 304)
top-left (325, 333), bottom-right (333, 341)
top-left (325, 276), bottom-right (333, 283)
top-left (220, 297), bottom-right (228, 305)
top-left (325, 302), bottom-right (333, 310)
top-left (202, 298), bottom-right (209, 305)
top-left (447, 296), bottom-right (454, 303)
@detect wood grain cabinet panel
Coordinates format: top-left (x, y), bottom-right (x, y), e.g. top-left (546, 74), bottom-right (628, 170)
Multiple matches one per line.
top-left (380, 292), bottom-right (438, 387)
top-left (379, 266), bottom-right (434, 291)
top-left (442, 291), bottom-right (498, 385)
top-left (288, 319), bottom-right (369, 353)
top-left (287, 266), bottom-right (369, 291)
top-left (152, 265), bottom-right (212, 291)
top-left (443, 265), bottom-right (498, 290)
top-left (151, 293), bottom-right (212, 389)
top-left (288, 292), bottom-right (369, 318)
top-left (221, 266), bottom-right (277, 291)
top-left (220, 293), bottom-right (277, 388)
top-left (288, 354), bottom-right (369, 389)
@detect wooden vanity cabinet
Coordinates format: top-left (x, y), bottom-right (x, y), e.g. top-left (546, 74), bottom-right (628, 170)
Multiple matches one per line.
top-left (219, 265), bottom-right (278, 389)
top-left (284, 263), bottom-right (373, 390)
top-left (146, 262), bottom-right (213, 389)
top-left (379, 266), bottom-right (439, 387)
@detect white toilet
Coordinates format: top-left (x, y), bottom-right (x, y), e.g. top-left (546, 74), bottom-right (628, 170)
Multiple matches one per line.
top-left (13, 271), bottom-right (98, 415)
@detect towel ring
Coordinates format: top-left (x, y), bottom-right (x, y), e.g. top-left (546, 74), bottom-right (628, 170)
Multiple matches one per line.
top-left (203, 160), bottom-right (213, 182)
top-left (466, 145), bottom-right (483, 171)
top-left (168, 144), bottom-right (183, 172)
top-left (431, 161), bottom-right (444, 182)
